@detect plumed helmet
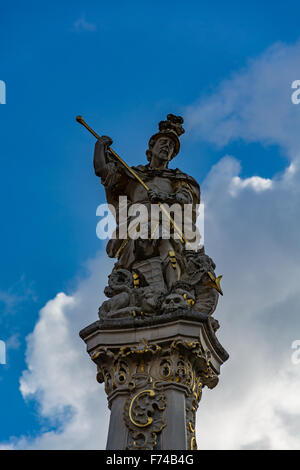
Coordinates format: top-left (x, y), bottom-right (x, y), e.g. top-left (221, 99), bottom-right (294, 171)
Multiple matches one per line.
top-left (146, 114), bottom-right (185, 161)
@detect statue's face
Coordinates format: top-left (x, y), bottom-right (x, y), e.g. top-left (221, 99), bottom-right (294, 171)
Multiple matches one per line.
top-left (151, 136), bottom-right (175, 163)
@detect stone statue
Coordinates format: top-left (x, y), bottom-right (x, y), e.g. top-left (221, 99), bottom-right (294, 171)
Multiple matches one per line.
top-left (93, 114), bottom-right (223, 325)
top-left (78, 113), bottom-right (229, 451)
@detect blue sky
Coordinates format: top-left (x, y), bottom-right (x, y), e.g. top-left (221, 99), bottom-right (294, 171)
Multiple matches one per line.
top-left (1, 0), bottom-right (300, 448)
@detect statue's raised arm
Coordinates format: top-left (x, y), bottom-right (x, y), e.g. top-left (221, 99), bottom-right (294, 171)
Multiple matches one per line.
top-left (93, 135), bottom-right (114, 178)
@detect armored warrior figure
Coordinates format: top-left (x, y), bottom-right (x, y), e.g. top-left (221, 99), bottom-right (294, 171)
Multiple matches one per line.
top-left (92, 114), bottom-right (223, 324)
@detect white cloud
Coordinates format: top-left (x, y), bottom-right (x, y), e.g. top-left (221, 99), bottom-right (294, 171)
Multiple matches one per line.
top-left (2, 39), bottom-right (300, 450)
top-left (194, 156), bottom-right (300, 449)
top-left (2, 255), bottom-right (114, 450)
top-left (0, 444), bottom-right (14, 450)
top-left (230, 175), bottom-right (273, 196)
top-left (198, 359), bottom-right (300, 450)
top-left (186, 40), bottom-right (300, 159)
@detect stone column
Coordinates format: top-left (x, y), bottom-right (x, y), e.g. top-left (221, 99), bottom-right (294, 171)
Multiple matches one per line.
top-left (80, 317), bottom-right (228, 450)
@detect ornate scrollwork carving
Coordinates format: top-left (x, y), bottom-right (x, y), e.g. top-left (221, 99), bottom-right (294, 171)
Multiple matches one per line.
top-left (124, 388), bottom-right (166, 450)
top-left (119, 338), bottom-right (161, 359)
top-left (158, 358), bottom-right (173, 381)
top-left (114, 360), bottom-right (130, 387)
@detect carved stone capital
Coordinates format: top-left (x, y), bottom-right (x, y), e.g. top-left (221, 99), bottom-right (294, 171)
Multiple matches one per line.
top-left (80, 319), bottom-right (228, 450)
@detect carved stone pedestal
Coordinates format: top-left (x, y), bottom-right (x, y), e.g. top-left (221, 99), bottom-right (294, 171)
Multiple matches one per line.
top-left (80, 316), bottom-right (228, 450)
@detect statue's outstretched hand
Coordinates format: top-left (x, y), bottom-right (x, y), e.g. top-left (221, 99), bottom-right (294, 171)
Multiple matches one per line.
top-left (96, 135), bottom-right (113, 148)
